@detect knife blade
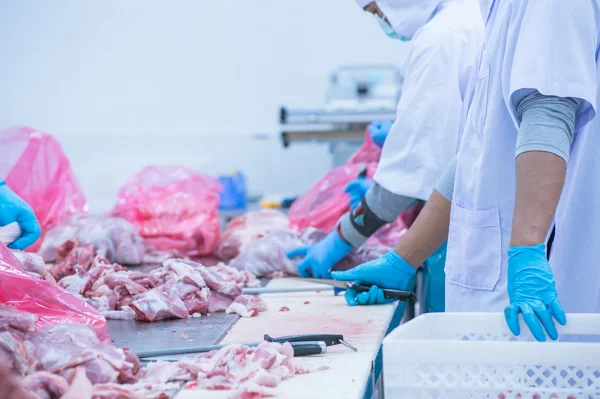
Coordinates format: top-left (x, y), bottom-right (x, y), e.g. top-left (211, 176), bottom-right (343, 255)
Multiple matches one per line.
top-left (302, 278), bottom-right (416, 302)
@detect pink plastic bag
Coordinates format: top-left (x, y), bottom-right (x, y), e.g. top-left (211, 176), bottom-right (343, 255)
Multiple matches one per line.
top-left (111, 166), bottom-right (222, 257)
top-left (0, 242), bottom-right (109, 342)
top-left (346, 131), bottom-right (382, 165)
top-left (288, 163), bottom-right (377, 233)
top-left (0, 126), bottom-right (87, 251)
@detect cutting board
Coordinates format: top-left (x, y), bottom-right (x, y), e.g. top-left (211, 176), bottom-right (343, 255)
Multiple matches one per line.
top-left (175, 278), bottom-right (398, 399)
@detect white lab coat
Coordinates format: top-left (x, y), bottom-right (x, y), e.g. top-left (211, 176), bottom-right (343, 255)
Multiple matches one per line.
top-left (550, 92), bottom-right (600, 313)
top-left (445, 0), bottom-right (600, 312)
top-left (374, 0), bottom-right (484, 200)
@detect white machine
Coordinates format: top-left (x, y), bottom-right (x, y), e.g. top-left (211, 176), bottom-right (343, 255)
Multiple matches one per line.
top-left (280, 65), bottom-right (402, 166)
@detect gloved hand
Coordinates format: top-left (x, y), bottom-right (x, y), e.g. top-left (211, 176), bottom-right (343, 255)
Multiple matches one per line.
top-left (504, 244), bottom-right (567, 342)
top-left (331, 250), bottom-right (416, 306)
top-left (0, 181), bottom-right (41, 250)
top-left (286, 230), bottom-right (353, 279)
top-left (344, 177), bottom-right (374, 211)
top-left (367, 120), bottom-right (393, 147)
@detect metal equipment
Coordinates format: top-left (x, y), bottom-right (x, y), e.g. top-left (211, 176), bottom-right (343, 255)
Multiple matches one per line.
top-left (280, 65), bottom-right (402, 166)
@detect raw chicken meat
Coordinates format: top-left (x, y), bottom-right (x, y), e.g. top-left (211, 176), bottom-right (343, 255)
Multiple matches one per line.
top-left (53, 256), bottom-right (268, 321)
top-left (232, 228), bottom-right (388, 277)
top-left (21, 371), bottom-right (69, 399)
top-left (2, 308), bottom-right (324, 399)
top-left (144, 341), bottom-right (326, 397)
top-left (216, 210), bottom-right (289, 261)
top-left (27, 323), bottom-right (137, 384)
top-left (230, 230), bottom-right (303, 277)
top-left (0, 307), bottom-right (185, 398)
top-left (226, 295), bottom-right (267, 318)
top-left (10, 251), bottom-right (55, 283)
top-left (40, 215), bottom-right (148, 266)
top-left (130, 290), bottom-right (190, 322)
top-left (0, 304), bottom-right (37, 333)
top-left (39, 216), bottom-right (174, 278)
top-left (61, 366), bottom-right (93, 399)
top-left (0, 364), bottom-right (36, 399)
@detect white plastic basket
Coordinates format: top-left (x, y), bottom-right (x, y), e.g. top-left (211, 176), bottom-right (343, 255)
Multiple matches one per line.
top-left (383, 313), bottom-right (600, 399)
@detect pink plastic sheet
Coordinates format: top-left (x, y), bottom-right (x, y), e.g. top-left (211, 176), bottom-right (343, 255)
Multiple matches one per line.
top-left (0, 243), bottom-right (109, 342)
top-left (111, 166), bottom-right (222, 257)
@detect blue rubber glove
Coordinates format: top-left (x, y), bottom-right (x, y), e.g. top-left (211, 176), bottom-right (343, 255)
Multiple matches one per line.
top-left (344, 177), bottom-right (374, 211)
top-left (367, 120), bottom-right (393, 147)
top-left (286, 230), bottom-right (353, 279)
top-left (504, 244), bottom-right (567, 342)
top-left (331, 250), bottom-right (416, 306)
top-left (0, 181), bottom-right (41, 250)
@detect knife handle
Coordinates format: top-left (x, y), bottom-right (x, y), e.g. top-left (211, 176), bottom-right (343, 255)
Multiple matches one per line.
top-left (264, 334), bottom-right (342, 346)
top-left (355, 284), bottom-right (416, 302)
top-left (290, 341), bottom-right (327, 357)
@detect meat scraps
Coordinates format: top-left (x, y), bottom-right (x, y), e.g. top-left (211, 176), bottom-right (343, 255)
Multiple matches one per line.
top-left (46, 254), bottom-right (265, 322)
top-left (10, 251), bottom-right (55, 283)
top-left (39, 215), bottom-right (173, 268)
top-left (226, 295), bottom-right (268, 318)
top-left (144, 342), bottom-right (327, 397)
top-left (3, 306), bottom-right (325, 399)
top-left (215, 209), bottom-right (289, 261)
top-left (231, 227), bottom-right (388, 277)
top-left (0, 306), bottom-right (139, 385)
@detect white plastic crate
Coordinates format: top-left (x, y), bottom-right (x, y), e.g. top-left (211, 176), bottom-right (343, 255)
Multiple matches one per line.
top-left (383, 313), bottom-right (600, 399)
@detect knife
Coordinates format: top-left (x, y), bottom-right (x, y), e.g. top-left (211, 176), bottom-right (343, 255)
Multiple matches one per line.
top-left (302, 278), bottom-right (416, 302)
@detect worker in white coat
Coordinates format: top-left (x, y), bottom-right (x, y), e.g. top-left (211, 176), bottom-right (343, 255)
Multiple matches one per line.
top-left (288, 0), bottom-right (484, 313)
top-left (334, 0), bottom-right (600, 342)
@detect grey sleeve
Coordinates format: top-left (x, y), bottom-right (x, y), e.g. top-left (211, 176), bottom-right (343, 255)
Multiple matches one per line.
top-left (514, 90), bottom-right (580, 162)
top-left (434, 155), bottom-right (457, 202)
top-left (339, 183), bottom-right (417, 248)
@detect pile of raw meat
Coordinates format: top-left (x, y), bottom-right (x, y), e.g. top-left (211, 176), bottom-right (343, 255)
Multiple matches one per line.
top-left (39, 215), bottom-right (173, 267)
top-left (144, 342), bottom-right (328, 398)
top-left (215, 210), bottom-right (397, 278)
top-left (215, 209), bottom-right (289, 262)
top-left (0, 304), bottom-right (152, 398)
top-left (231, 227), bottom-right (388, 278)
top-left (1, 305), bottom-right (323, 399)
top-left (41, 240), bottom-right (265, 321)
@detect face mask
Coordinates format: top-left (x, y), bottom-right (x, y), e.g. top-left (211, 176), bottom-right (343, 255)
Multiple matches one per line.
top-left (373, 14), bottom-right (410, 41)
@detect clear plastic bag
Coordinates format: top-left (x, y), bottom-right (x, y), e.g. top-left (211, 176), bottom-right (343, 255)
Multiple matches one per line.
top-left (216, 210), bottom-right (289, 261)
top-left (110, 166), bottom-right (222, 257)
top-left (0, 242), bottom-right (109, 342)
top-left (0, 126), bottom-right (87, 251)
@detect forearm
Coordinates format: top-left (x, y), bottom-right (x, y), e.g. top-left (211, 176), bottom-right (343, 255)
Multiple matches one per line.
top-left (510, 152), bottom-right (566, 246)
top-left (435, 155), bottom-right (457, 202)
top-left (394, 190), bottom-right (451, 268)
top-left (339, 183), bottom-right (417, 247)
top-left (510, 91), bottom-right (578, 246)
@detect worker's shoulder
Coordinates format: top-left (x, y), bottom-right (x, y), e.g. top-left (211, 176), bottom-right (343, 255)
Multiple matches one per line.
top-left (416, 5), bottom-right (484, 47)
